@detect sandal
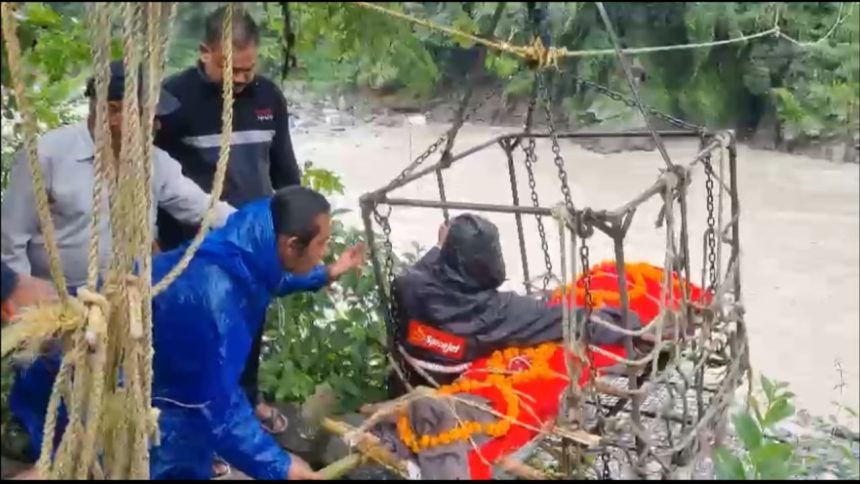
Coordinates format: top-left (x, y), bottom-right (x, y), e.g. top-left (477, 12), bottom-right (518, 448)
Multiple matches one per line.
top-left (258, 405), bottom-right (289, 435)
top-left (212, 456), bottom-right (231, 480)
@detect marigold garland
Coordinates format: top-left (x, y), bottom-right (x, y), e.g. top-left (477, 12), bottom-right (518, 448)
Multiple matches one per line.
top-left (550, 261), bottom-right (693, 309)
top-left (397, 343), bottom-right (559, 454)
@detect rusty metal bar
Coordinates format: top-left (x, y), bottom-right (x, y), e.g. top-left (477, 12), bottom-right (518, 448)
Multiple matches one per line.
top-left (371, 130), bottom-right (704, 198)
top-left (611, 230), bottom-right (646, 477)
top-left (383, 197), bottom-right (555, 217)
top-left (435, 168), bottom-right (450, 223)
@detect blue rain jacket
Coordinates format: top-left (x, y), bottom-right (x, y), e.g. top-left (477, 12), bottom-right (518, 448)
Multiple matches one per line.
top-left (9, 197), bottom-right (330, 480)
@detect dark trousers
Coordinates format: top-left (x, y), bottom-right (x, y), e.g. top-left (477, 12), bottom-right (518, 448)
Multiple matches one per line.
top-left (239, 316), bottom-right (266, 407)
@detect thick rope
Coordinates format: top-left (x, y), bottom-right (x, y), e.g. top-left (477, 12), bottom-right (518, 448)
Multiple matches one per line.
top-left (0, 3), bottom-right (69, 300)
top-left (86, 4), bottom-right (112, 292)
top-left (151, 2), bottom-right (234, 296)
top-left (352, 1), bottom-right (851, 69)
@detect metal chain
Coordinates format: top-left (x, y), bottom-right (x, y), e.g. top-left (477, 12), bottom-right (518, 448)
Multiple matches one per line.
top-left (702, 151), bottom-right (717, 290)
top-left (522, 135), bottom-right (553, 292)
top-left (384, 86), bottom-right (500, 189)
top-left (386, 133), bottom-right (448, 189)
top-left (537, 72), bottom-right (576, 213)
top-left (371, 206), bottom-right (412, 383)
top-left (572, 76), bottom-right (704, 133)
top-left (579, 241), bottom-right (612, 480)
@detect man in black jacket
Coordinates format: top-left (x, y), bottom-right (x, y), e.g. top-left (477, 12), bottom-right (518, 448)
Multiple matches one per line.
top-left (388, 213), bottom-right (643, 398)
top-left (155, 7), bottom-right (300, 251)
top-left (153, 5), bottom-right (300, 465)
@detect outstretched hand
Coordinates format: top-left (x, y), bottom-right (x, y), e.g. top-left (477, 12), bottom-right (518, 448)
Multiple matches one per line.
top-left (328, 243), bottom-right (367, 281)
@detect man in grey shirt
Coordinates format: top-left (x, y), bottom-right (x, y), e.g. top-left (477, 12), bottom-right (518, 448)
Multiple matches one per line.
top-left (1, 61), bottom-right (235, 291)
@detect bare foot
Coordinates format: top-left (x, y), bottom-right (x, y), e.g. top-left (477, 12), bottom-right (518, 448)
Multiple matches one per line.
top-left (212, 456), bottom-right (230, 479)
top-left (255, 402), bottom-right (289, 434)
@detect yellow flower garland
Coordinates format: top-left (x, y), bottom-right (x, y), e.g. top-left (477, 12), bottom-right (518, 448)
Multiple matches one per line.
top-left (397, 343), bottom-right (559, 454)
top-left (551, 262), bottom-right (689, 309)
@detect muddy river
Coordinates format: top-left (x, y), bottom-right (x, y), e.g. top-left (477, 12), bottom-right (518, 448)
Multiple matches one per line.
top-left (294, 121), bottom-right (859, 428)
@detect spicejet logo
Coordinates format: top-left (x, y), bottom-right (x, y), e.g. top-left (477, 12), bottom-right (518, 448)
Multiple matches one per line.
top-left (406, 320), bottom-right (466, 360)
top-left (255, 108), bottom-right (274, 122)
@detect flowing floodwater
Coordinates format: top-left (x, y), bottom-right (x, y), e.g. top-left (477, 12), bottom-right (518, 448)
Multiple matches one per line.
top-left (294, 121), bottom-right (860, 429)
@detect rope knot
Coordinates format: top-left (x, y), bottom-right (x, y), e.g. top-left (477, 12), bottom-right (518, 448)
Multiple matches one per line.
top-left (522, 36), bottom-right (562, 70)
top-left (550, 203), bottom-right (575, 230)
top-left (124, 275), bottom-right (144, 340)
top-left (77, 288), bottom-right (110, 348)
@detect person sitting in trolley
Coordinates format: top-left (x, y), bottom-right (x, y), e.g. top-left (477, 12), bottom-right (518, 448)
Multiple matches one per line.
top-left (386, 213), bottom-right (646, 398)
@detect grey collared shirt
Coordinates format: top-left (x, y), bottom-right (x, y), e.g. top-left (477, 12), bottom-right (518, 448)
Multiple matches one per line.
top-left (1, 121), bottom-right (236, 289)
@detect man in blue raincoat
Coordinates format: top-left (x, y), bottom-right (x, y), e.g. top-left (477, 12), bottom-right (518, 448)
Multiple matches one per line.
top-left (10, 186), bottom-right (365, 480)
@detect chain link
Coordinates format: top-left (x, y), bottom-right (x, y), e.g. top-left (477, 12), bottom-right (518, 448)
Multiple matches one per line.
top-left (702, 149), bottom-right (717, 290)
top-left (572, 76), bottom-right (704, 133)
top-left (537, 72), bottom-right (576, 213)
top-left (522, 136), bottom-right (553, 292)
top-left (372, 205), bottom-right (412, 384)
top-left (517, 82), bottom-right (555, 292)
top-left (384, 86), bottom-right (501, 189)
top-left (580, 241), bottom-right (613, 480)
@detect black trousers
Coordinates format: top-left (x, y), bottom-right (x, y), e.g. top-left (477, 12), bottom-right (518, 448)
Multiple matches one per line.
top-left (239, 316), bottom-right (266, 407)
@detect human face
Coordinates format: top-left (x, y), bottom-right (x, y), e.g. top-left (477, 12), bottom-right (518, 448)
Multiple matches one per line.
top-left (107, 100), bottom-right (124, 139)
top-left (276, 213), bottom-right (332, 275)
top-left (200, 41), bottom-right (258, 93)
top-left (91, 100), bottom-right (160, 154)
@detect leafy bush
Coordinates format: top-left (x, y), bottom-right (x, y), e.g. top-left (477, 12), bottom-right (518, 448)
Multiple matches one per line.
top-left (716, 372), bottom-right (860, 481)
top-left (257, 164), bottom-right (419, 414)
top-left (715, 374), bottom-right (800, 480)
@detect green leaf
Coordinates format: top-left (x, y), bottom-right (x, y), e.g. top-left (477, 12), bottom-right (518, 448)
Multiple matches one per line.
top-left (749, 395), bottom-right (764, 426)
top-left (24, 3), bottom-right (62, 27)
top-left (714, 447), bottom-right (746, 480)
top-left (762, 399), bottom-right (795, 429)
top-left (734, 412), bottom-right (763, 451)
top-left (760, 374), bottom-right (775, 403)
top-left (750, 442), bottom-right (793, 480)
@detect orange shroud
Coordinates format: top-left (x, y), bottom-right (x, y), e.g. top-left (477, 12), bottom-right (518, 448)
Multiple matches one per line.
top-left (447, 261), bottom-right (707, 479)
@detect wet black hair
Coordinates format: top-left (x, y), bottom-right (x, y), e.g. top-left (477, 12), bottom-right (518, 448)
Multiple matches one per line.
top-left (204, 6), bottom-right (261, 48)
top-left (270, 186), bottom-right (331, 248)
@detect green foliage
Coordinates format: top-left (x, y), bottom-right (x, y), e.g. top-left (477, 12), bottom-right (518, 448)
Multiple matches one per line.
top-left (715, 374), bottom-right (800, 480)
top-left (266, 2), bottom-right (439, 97)
top-left (0, 2), bottom-right (91, 129)
top-left (1, 3), bottom-right (92, 198)
top-left (300, 161), bottom-right (345, 195)
top-left (257, 166), bottom-right (416, 413)
top-left (4, 2), bottom-right (858, 144)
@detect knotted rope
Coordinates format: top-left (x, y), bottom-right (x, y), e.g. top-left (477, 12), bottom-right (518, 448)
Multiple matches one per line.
top-left (0, 1), bottom-right (234, 478)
